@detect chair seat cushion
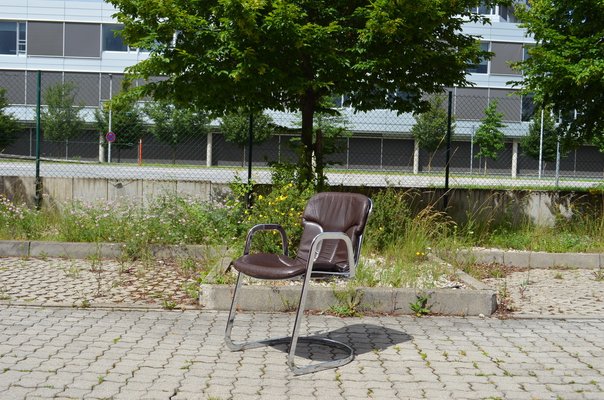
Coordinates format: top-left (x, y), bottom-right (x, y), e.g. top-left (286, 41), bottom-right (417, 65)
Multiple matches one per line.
top-left (232, 254), bottom-right (307, 280)
top-left (232, 254), bottom-right (347, 280)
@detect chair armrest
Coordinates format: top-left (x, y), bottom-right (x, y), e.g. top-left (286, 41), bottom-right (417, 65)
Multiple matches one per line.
top-left (243, 224), bottom-right (289, 256)
top-left (307, 232), bottom-right (356, 278)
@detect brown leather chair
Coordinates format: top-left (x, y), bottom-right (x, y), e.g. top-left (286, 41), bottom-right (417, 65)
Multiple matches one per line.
top-left (225, 192), bottom-right (372, 374)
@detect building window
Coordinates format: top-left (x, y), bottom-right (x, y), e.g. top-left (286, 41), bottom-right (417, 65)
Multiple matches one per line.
top-left (469, 3), bottom-right (494, 15)
top-left (0, 21), bottom-right (26, 55)
top-left (102, 24), bottom-right (127, 51)
top-left (467, 42), bottom-right (489, 74)
top-left (521, 94), bottom-right (535, 122)
top-left (18, 22), bottom-right (26, 54)
top-left (523, 45), bottom-right (532, 61)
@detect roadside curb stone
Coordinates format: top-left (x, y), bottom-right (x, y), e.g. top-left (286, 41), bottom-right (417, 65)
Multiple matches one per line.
top-left (459, 248), bottom-right (604, 269)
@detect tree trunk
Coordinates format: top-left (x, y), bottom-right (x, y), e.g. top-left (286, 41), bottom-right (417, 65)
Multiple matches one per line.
top-left (300, 90), bottom-right (316, 184)
top-left (314, 128), bottom-right (326, 190)
top-left (484, 159), bottom-right (488, 175)
top-left (172, 146), bottom-right (176, 165)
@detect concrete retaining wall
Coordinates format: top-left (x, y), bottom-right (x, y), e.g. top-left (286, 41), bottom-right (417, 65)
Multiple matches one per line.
top-left (0, 175), bottom-right (225, 207)
top-left (2, 175), bottom-right (603, 226)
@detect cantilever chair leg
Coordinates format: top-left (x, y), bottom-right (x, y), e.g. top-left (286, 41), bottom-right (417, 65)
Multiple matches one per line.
top-left (286, 267), bottom-right (354, 375)
top-left (224, 270), bottom-right (354, 375)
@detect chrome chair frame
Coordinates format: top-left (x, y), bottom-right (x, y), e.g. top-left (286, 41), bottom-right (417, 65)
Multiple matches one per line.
top-left (224, 224), bottom-right (363, 375)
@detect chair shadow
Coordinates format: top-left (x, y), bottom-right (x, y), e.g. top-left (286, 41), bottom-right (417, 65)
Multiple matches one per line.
top-left (269, 323), bottom-right (413, 362)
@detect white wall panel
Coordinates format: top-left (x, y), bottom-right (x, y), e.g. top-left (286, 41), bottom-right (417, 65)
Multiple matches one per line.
top-left (0, 0), bottom-right (28, 20)
top-left (65, 2), bottom-right (106, 22)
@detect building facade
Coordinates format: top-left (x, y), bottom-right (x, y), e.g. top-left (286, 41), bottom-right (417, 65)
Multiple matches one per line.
top-left (0, 1), bottom-right (602, 179)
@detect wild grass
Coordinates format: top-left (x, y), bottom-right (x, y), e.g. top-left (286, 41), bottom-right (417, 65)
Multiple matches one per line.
top-left (1, 185), bottom-right (604, 289)
top-left (474, 208), bottom-right (604, 253)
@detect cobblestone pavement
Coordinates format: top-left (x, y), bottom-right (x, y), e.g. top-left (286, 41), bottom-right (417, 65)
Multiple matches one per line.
top-left (0, 257), bottom-right (199, 309)
top-left (483, 269), bottom-right (604, 317)
top-left (0, 306), bottom-right (603, 400)
top-left (1, 257), bottom-right (604, 399)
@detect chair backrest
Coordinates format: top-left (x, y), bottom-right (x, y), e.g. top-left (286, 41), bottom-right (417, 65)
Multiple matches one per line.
top-left (295, 192), bottom-right (372, 273)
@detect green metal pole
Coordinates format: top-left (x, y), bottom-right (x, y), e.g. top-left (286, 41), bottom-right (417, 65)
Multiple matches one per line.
top-left (443, 90), bottom-right (453, 210)
top-left (35, 70), bottom-right (42, 210)
top-left (246, 113), bottom-right (254, 208)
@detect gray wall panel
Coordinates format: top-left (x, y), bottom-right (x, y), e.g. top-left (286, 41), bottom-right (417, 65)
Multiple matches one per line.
top-left (64, 72), bottom-right (100, 106)
top-left (27, 22), bottom-right (63, 56)
top-left (100, 73), bottom-right (124, 100)
top-left (490, 89), bottom-right (521, 122)
top-left (65, 23), bottom-right (101, 58)
top-left (0, 70), bottom-right (26, 104)
top-left (26, 71), bottom-right (62, 105)
top-left (455, 88), bottom-right (489, 120)
top-left (490, 42), bottom-right (523, 75)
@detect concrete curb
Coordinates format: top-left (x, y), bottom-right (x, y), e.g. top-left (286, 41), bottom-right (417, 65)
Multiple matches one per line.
top-left (199, 284), bottom-right (497, 317)
top-left (0, 240), bottom-right (225, 260)
top-left (455, 248), bottom-right (604, 269)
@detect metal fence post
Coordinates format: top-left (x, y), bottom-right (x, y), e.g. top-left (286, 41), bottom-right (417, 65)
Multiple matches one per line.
top-left (246, 113), bottom-right (254, 208)
top-left (108, 74), bottom-right (113, 163)
top-left (34, 70), bottom-right (42, 210)
top-left (443, 90), bottom-right (453, 210)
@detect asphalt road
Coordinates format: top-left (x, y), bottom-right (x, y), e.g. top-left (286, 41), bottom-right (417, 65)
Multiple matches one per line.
top-left (1, 160), bottom-right (601, 189)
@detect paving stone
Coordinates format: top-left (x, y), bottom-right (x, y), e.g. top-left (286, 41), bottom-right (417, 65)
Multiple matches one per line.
top-left (0, 253), bottom-right (604, 400)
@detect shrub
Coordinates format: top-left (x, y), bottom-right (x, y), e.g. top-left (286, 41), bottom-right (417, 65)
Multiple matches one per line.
top-left (235, 182), bottom-right (314, 257)
top-left (365, 188), bottom-right (414, 252)
top-left (0, 195), bottom-right (46, 240)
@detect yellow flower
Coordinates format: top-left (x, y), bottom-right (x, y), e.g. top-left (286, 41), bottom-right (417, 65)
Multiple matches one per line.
top-left (258, 195), bottom-right (264, 200)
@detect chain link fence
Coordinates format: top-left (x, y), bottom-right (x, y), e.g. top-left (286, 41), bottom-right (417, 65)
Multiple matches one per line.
top-left (1, 71), bottom-right (603, 194)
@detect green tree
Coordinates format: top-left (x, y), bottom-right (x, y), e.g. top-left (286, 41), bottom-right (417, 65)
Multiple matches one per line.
top-left (475, 100), bottom-right (506, 174)
top-left (514, 1), bottom-right (604, 146)
top-left (521, 109), bottom-right (559, 168)
top-left (95, 97), bottom-right (147, 160)
top-left (411, 95), bottom-right (453, 171)
top-left (145, 101), bottom-right (209, 164)
top-left (592, 135), bottom-right (604, 154)
top-left (285, 101), bottom-right (351, 188)
top-left (220, 111), bottom-right (275, 166)
top-left (108, 0), bottom-right (500, 186)
top-left (41, 82), bottom-right (84, 158)
top-left (0, 88), bottom-right (20, 151)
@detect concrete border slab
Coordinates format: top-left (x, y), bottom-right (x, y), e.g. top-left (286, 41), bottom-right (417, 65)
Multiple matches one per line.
top-left (199, 284), bottom-right (497, 316)
top-left (0, 240), bottom-right (29, 257)
top-left (465, 248), bottom-right (604, 269)
top-left (28, 241), bottom-right (122, 258)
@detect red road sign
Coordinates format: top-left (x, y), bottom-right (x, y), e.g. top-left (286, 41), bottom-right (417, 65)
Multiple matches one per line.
top-left (106, 131), bottom-right (116, 143)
